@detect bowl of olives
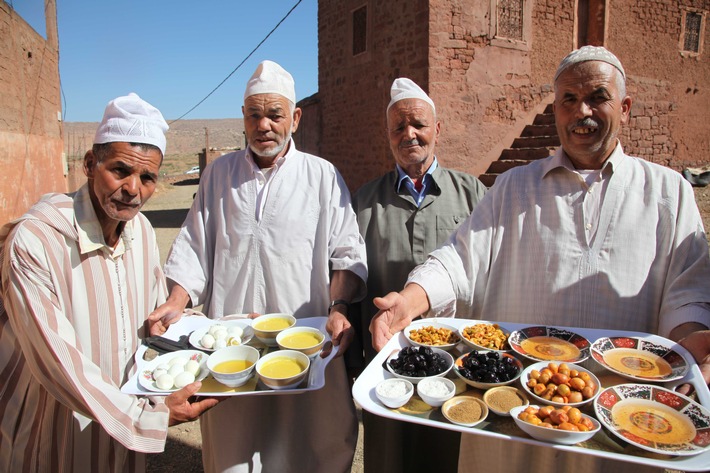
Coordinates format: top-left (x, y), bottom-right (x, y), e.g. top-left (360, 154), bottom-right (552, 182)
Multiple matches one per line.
top-left (385, 346), bottom-right (454, 385)
top-left (453, 350), bottom-right (523, 389)
top-left (520, 361), bottom-right (601, 408)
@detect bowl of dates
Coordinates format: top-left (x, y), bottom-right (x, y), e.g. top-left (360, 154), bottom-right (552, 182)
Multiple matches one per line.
top-left (385, 346), bottom-right (454, 384)
top-left (454, 350), bottom-right (523, 389)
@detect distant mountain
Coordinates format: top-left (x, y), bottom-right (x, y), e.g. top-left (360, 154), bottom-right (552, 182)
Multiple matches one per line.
top-left (63, 118), bottom-right (245, 158)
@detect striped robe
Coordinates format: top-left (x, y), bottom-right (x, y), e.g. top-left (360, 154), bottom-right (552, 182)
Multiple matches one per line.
top-left (0, 185), bottom-right (170, 473)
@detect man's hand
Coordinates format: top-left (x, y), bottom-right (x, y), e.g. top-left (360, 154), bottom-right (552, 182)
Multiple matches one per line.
top-left (678, 329), bottom-right (710, 388)
top-left (325, 309), bottom-right (353, 357)
top-left (148, 300), bottom-right (186, 336)
top-left (165, 381), bottom-right (221, 426)
top-left (148, 286), bottom-right (192, 336)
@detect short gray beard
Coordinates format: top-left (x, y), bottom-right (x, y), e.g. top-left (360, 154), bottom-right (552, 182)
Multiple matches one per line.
top-left (249, 131), bottom-right (292, 159)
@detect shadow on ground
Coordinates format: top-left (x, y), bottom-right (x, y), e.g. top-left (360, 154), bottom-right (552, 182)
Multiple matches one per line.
top-left (142, 209), bottom-right (190, 228)
top-left (147, 435), bottom-right (203, 472)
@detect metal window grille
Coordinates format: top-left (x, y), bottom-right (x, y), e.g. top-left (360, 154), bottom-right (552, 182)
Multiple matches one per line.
top-left (497, 0), bottom-right (524, 41)
top-left (684, 11), bottom-right (702, 53)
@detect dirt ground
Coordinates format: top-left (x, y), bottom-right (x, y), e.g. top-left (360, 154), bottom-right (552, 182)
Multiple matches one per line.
top-left (141, 173), bottom-right (710, 472)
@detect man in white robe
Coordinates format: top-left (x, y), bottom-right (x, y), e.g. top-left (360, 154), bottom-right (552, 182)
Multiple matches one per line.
top-left (150, 61), bottom-right (367, 473)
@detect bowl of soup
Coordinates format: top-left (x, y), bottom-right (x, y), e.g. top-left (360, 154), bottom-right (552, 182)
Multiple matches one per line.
top-left (276, 326), bottom-right (326, 357)
top-left (252, 313), bottom-right (297, 346)
top-left (256, 349), bottom-right (310, 390)
top-left (206, 345), bottom-right (260, 387)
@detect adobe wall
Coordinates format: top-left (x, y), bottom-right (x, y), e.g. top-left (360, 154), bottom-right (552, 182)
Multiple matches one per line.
top-left (428, 0), bottom-right (574, 176)
top-left (318, 0), bottom-right (431, 190)
top-left (0, 1), bottom-right (64, 225)
top-left (607, 0), bottom-right (710, 170)
top-left (294, 93), bottom-right (321, 157)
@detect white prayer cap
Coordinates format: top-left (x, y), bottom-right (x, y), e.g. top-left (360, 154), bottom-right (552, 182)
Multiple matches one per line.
top-left (387, 78), bottom-right (436, 114)
top-left (554, 45), bottom-right (626, 81)
top-left (93, 93), bottom-right (168, 156)
top-left (243, 60), bottom-right (296, 104)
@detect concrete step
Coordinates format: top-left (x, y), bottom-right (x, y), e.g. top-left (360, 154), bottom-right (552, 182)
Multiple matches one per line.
top-left (486, 159), bottom-right (534, 174)
top-left (512, 135), bottom-right (560, 148)
top-left (500, 147), bottom-right (556, 161)
top-left (521, 124), bottom-right (557, 137)
top-left (533, 113), bottom-right (556, 126)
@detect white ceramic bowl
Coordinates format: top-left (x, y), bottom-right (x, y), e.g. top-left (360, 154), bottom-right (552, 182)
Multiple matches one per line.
top-left (404, 319), bottom-right (461, 351)
top-left (458, 321), bottom-right (513, 352)
top-left (416, 377), bottom-right (456, 407)
top-left (256, 349), bottom-right (310, 390)
top-left (520, 361), bottom-right (601, 408)
top-left (375, 378), bottom-right (414, 408)
top-left (206, 345), bottom-right (260, 388)
top-left (276, 326), bottom-right (326, 357)
top-left (453, 350), bottom-right (523, 389)
top-left (441, 396), bottom-right (489, 427)
top-left (385, 346), bottom-right (454, 385)
top-left (510, 404), bottom-right (601, 445)
top-left (252, 313), bottom-right (297, 347)
top-left (483, 386), bottom-right (529, 416)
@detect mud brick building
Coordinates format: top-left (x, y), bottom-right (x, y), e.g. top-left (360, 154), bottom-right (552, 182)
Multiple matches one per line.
top-left (0, 0), bottom-right (63, 224)
top-left (296, 0), bottom-right (709, 190)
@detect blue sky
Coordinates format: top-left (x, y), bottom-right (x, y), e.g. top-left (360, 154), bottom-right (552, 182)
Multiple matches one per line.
top-left (14, 0), bottom-right (318, 122)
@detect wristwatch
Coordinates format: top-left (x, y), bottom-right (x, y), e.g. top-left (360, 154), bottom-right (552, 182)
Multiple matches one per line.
top-left (328, 299), bottom-right (351, 313)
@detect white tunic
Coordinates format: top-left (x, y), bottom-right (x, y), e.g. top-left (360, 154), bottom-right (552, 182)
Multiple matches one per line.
top-left (164, 142), bottom-right (367, 473)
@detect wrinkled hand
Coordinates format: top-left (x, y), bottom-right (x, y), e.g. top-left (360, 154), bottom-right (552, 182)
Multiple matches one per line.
top-left (165, 381), bottom-right (221, 426)
top-left (369, 292), bottom-right (417, 352)
top-left (325, 310), bottom-right (353, 357)
top-left (148, 300), bottom-right (186, 336)
top-left (678, 330), bottom-right (710, 393)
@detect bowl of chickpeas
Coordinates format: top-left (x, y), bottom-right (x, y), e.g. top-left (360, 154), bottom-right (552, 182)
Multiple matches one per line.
top-left (404, 319), bottom-right (460, 352)
top-left (510, 404), bottom-right (601, 445)
top-left (458, 322), bottom-right (512, 352)
top-left (521, 362), bottom-right (601, 408)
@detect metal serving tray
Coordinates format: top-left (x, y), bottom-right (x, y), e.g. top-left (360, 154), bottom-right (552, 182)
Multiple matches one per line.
top-left (352, 319), bottom-right (710, 471)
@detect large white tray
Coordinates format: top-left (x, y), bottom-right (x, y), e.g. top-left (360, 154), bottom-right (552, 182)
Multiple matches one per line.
top-left (352, 319), bottom-right (710, 471)
top-left (122, 315), bottom-right (337, 397)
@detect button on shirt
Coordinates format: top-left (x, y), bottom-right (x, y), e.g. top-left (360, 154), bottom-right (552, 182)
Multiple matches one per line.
top-left (396, 159), bottom-right (439, 207)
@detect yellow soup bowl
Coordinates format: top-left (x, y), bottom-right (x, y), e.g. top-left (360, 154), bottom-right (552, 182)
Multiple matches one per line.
top-left (252, 313), bottom-right (297, 347)
top-left (206, 345), bottom-right (260, 388)
top-left (256, 350), bottom-right (310, 390)
top-left (276, 327), bottom-right (326, 357)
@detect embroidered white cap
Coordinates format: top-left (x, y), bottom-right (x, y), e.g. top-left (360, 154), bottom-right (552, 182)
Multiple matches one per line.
top-left (243, 60), bottom-right (296, 104)
top-left (554, 45), bottom-right (626, 81)
top-left (93, 93), bottom-right (168, 156)
top-left (387, 78), bottom-right (436, 114)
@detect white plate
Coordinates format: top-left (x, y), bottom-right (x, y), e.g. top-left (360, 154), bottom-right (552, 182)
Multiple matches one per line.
top-left (508, 325), bottom-right (591, 363)
top-left (590, 335), bottom-right (690, 382)
top-left (594, 384), bottom-right (710, 456)
top-left (404, 319), bottom-right (460, 351)
top-left (137, 349), bottom-right (209, 393)
top-left (188, 319), bottom-right (254, 351)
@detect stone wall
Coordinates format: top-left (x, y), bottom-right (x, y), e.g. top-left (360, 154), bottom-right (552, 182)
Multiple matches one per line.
top-left (0, 0), bottom-right (64, 224)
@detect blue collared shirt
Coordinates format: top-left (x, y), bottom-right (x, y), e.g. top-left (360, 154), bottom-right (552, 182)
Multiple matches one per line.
top-left (395, 158), bottom-right (439, 207)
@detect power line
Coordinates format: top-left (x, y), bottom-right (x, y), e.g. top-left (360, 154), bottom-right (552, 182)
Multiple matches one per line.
top-left (169, 0), bottom-right (303, 125)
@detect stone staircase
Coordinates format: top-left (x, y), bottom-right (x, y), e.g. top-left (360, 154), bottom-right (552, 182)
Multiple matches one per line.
top-left (478, 104), bottom-right (559, 187)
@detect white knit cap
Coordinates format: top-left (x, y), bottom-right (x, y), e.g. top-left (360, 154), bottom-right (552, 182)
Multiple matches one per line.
top-left (554, 45), bottom-right (626, 81)
top-left (93, 93), bottom-right (168, 156)
top-left (387, 78), bottom-right (436, 113)
top-left (243, 60), bottom-right (296, 104)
